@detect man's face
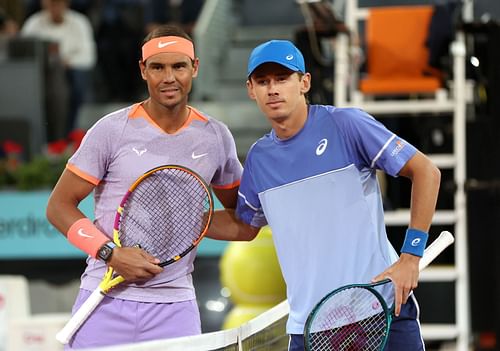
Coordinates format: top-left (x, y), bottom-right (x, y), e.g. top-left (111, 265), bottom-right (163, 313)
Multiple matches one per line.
top-left (247, 63), bottom-right (310, 124)
top-left (43, 0), bottom-right (67, 24)
top-left (140, 52), bottom-right (199, 109)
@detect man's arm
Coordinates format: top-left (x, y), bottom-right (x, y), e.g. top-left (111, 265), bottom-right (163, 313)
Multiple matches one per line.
top-left (46, 169), bottom-right (163, 281)
top-left (399, 151), bottom-right (441, 232)
top-left (213, 186), bottom-right (239, 210)
top-left (210, 186), bottom-right (261, 241)
top-left (47, 169), bottom-right (96, 232)
top-left (373, 151), bottom-right (441, 315)
top-left (207, 208), bottom-right (261, 242)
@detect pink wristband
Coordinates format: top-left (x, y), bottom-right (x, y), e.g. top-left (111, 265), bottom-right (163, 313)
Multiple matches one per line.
top-left (67, 218), bottom-right (110, 258)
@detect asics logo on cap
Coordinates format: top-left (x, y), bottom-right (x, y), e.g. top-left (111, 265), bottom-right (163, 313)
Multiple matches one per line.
top-left (286, 55), bottom-right (294, 60)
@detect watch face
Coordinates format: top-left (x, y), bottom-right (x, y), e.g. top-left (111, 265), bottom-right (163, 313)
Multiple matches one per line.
top-left (98, 244), bottom-right (113, 261)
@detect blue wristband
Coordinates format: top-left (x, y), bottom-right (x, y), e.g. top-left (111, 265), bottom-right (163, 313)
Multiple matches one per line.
top-left (401, 228), bottom-right (429, 257)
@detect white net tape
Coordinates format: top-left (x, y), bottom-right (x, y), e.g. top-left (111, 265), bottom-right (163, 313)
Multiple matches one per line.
top-left (85, 300), bottom-right (290, 351)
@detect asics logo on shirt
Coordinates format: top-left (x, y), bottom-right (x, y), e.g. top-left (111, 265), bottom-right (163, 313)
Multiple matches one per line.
top-left (132, 147), bottom-right (147, 156)
top-left (191, 152), bottom-right (208, 159)
top-left (316, 139), bottom-right (328, 156)
top-left (411, 238), bottom-right (421, 246)
top-left (158, 40), bottom-right (177, 48)
top-left (77, 229), bottom-right (93, 238)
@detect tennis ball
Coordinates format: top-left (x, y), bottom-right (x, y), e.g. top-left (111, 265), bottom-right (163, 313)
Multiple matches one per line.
top-left (222, 303), bottom-right (276, 329)
top-left (219, 226), bottom-right (286, 305)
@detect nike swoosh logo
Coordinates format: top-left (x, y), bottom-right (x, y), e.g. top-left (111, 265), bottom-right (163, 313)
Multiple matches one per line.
top-left (191, 152), bottom-right (208, 159)
top-left (158, 40), bottom-right (177, 48)
top-left (77, 228), bottom-right (93, 238)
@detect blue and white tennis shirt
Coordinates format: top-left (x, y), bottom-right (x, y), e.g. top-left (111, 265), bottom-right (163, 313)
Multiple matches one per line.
top-left (236, 105), bottom-right (417, 334)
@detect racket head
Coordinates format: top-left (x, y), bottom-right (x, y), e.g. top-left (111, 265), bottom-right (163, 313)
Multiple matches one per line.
top-left (304, 280), bottom-right (393, 351)
top-left (113, 165), bottom-right (214, 266)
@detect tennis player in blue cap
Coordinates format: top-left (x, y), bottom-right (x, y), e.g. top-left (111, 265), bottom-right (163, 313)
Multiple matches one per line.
top-left (208, 39), bottom-right (441, 351)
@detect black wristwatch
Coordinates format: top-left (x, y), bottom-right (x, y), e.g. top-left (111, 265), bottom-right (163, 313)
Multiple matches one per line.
top-left (97, 241), bottom-right (116, 262)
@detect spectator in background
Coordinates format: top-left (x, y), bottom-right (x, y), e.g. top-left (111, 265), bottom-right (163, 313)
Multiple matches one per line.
top-left (0, 7), bottom-right (17, 38)
top-left (21, 0), bottom-right (96, 137)
top-left (0, 2), bottom-right (22, 36)
top-left (0, 0), bottom-right (24, 33)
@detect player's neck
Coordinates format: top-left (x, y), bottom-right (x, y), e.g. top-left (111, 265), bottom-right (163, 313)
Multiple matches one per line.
top-left (271, 104), bottom-right (308, 140)
top-left (143, 99), bottom-right (190, 134)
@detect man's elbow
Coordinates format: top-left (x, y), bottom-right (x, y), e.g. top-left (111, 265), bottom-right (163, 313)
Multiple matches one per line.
top-left (45, 198), bottom-right (58, 226)
top-left (429, 162), bottom-right (441, 189)
top-left (239, 224), bottom-right (260, 241)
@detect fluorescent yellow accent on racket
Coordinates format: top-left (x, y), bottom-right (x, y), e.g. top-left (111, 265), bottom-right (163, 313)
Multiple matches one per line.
top-left (113, 228), bottom-right (122, 246)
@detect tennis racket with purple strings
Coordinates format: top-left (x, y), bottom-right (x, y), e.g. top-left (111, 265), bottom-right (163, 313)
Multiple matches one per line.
top-left (56, 165), bottom-right (213, 344)
top-left (304, 230), bottom-right (455, 351)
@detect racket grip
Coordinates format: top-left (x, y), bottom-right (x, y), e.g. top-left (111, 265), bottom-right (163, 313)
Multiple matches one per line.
top-left (419, 231), bottom-right (455, 271)
top-left (56, 288), bottom-right (105, 344)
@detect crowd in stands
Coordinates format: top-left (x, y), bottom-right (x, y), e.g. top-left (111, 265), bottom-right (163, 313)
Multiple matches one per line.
top-left (0, 0), bottom-right (204, 141)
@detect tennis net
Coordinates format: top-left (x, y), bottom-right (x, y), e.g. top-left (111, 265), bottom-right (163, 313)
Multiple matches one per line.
top-left (86, 300), bottom-right (290, 351)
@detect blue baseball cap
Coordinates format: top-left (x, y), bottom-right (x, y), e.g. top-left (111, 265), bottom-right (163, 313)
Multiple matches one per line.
top-left (247, 40), bottom-right (305, 77)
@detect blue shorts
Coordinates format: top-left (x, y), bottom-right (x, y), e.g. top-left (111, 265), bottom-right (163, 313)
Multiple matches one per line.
top-left (290, 294), bottom-right (424, 351)
top-left (66, 289), bottom-right (201, 350)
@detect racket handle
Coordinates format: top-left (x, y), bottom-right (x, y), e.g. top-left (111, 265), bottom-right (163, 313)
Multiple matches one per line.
top-left (56, 287), bottom-right (105, 344)
top-left (419, 231), bottom-right (455, 271)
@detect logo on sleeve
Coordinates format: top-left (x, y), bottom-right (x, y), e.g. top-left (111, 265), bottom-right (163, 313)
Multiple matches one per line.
top-left (316, 139), bottom-right (328, 156)
top-left (391, 140), bottom-right (406, 157)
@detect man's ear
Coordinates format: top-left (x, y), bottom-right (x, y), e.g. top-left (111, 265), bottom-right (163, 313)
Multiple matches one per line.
top-left (192, 58), bottom-right (200, 78)
top-left (139, 60), bottom-right (147, 81)
top-left (300, 72), bottom-right (312, 94)
top-left (246, 80), bottom-right (256, 100)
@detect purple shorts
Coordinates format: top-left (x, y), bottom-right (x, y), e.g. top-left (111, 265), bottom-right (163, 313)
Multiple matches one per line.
top-left (66, 289), bottom-right (201, 349)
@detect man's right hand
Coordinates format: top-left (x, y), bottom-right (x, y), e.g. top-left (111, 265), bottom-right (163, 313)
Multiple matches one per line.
top-left (107, 246), bottom-right (163, 282)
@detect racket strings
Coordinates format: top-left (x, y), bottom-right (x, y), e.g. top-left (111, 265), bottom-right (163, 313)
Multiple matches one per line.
top-left (308, 287), bottom-right (388, 350)
top-left (118, 168), bottom-right (211, 264)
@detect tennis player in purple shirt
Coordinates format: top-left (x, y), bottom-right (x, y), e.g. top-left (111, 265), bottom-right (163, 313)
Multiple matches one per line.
top-left (47, 24), bottom-right (242, 349)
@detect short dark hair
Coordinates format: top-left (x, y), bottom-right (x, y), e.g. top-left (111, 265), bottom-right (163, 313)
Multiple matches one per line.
top-left (142, 24), bottom-right (193, 47)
